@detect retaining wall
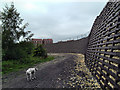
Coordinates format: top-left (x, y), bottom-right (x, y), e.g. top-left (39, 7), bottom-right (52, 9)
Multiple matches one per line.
top-left (44, 37), bottom-right (88, 54)
top-left (85, 1), bottom-right (120, 89)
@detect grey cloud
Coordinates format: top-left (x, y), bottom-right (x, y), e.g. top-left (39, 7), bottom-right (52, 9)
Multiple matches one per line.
top-left (0, 1), bottom-right (107, 42)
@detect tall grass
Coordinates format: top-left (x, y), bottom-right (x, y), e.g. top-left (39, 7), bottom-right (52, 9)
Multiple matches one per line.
top-left (2, 56), bottom-right (54, 74)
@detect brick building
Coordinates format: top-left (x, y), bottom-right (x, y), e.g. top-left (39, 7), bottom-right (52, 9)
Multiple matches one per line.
top-left (31, 38), bottom-right (53, 46)
top-left (43, 39), bottom-right (53, 45)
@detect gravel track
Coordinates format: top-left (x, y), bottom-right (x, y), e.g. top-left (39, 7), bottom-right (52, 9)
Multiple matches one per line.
top-left (2, 53), bottom-right (101, 88)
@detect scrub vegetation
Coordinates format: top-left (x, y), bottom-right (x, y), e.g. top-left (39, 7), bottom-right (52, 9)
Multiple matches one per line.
top-left (1, 3), bottom-right (54, 74)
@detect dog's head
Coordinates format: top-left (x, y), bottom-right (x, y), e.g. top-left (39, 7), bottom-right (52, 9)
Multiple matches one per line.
top-left (35, 68), bottom-right (38, 71)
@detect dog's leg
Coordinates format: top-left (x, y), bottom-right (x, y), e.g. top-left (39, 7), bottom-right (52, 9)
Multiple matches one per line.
top-left (31, 71), bottom-right (35, 80)
top-left (26, 75), bottom-right (29, 81)
top-left (30, 73), bottom-right (32, 81)
top-left (32, 73), bottom-right (34, 80)
top-left (33, 73), bottom-right (36, 79)
top-left (26, 73), bottom-right (30, 81)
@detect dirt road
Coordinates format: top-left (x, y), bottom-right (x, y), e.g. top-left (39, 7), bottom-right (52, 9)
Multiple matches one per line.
top-left (2, 53), bottom-right (101, 88)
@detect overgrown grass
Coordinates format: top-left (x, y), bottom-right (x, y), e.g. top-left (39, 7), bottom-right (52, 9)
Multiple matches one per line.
top-left (2, 56), bottom-right (54, 75)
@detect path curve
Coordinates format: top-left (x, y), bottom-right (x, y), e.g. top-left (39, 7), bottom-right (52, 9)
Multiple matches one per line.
top-left (2, 53), bottom-right (101, 88)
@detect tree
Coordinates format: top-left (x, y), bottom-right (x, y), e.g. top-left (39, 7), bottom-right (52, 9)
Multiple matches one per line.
top-left (33, 45), bottom-right (47, 58)
top-left (0, 25), bottom-right (2, 60)
top-left (0, 3), bottom-right (34, 60)
top-left (0, 3), bottom-right (34, 50)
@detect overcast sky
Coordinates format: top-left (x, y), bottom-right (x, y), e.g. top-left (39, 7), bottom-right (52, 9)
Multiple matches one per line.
top-left (0, 0), bottom-right (108, 42)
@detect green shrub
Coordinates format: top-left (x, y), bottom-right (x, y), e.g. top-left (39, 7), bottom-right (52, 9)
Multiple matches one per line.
top-left (18, 41), bottom-right (34, 55)
top-left (3, 46), bottom-right (27, 60)
top-left (2, 41), bottom-right (34, 61)
top-left (33, 45), bottom-right (47, 58)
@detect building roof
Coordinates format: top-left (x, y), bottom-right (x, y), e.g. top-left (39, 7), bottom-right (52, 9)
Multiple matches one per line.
top-left (32, 38), bottom-right (42, 41)
top-left (43, 39), bottom-right (52, 40)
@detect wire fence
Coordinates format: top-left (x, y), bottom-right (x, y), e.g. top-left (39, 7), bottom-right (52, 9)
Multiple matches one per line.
top-left (57, 31), bottom-right (90, 42)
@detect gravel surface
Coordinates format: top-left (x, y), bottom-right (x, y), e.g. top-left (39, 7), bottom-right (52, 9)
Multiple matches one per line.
top-left (64, 54), bottom-right (101, 88)
top-left (2, 53), bottom-right (101, 88)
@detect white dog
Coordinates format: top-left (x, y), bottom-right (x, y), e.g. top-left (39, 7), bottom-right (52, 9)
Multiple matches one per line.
top-left (26, 67), bottom-right (38, 81)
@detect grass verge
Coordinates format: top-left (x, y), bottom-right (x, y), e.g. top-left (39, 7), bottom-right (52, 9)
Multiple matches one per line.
top-left (2, 56), bottom-right (54, 75)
